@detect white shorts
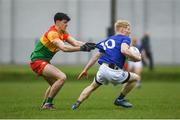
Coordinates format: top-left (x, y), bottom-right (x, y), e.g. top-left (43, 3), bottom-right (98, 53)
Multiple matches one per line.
top-left (128, 61), bottom-right (142, 70)
top-left (95, 63), bottom-right (130, 86)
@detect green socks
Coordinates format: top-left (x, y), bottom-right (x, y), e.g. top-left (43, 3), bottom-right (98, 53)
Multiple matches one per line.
top-left (46, 97), bottom-right (53, 104)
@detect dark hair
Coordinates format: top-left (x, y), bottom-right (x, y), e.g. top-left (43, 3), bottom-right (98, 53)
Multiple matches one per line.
top-left (54, 12), bottom-right (71, 23)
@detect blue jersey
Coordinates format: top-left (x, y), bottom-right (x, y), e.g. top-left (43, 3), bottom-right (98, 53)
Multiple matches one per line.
top-left (96, 34), bottom-right (131, 69)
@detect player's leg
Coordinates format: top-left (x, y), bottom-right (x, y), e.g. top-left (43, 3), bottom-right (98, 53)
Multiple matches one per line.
top-left (114, 72), bottom-right (140, 108)
top-left (41, 86), bottom-right (51, 107)
top-left (42, 64), bottom-right (66, 109)
top-left (77, 80), bottom-right (100, 102)
top-left (41, 76), bottom-right (56, 108)
top-left (72, 80), bottom-right (101, 110)
top-left (134, 64), bottom-right (142, 88)
top-left (121, 72), bottom-right (140, 94)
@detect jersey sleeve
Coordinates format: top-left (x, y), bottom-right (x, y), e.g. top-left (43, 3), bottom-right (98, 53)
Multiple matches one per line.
top-left (96, 41), bottom-right (105, 53)
top-left (63, 34), bottom-right (69, 40)
top-left (47, 31), bottom-right (59, 42)
top-left (122, 37), bottom-right (131, 46)
top-left (60, 31), bottom-right (69, 41)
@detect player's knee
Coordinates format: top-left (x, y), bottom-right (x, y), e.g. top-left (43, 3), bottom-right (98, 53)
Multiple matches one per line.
top-left (134, 74), bottom-right (140, 81)
top-left (61, 74), bottom-right (67, 83)
top-left (130, 73), bottom-right (140, 81)
top-left (57, 74), bottom-right (67, 83)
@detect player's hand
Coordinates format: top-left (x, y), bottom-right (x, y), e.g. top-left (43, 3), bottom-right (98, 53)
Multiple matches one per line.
top-left (80, 42), bottom-right (96, 52)
top-left (78, 70), bottom-right (88, 80)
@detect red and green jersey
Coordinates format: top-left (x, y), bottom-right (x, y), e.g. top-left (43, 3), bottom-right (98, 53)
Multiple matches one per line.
top-left (30, 25), bottom-right (69, 62)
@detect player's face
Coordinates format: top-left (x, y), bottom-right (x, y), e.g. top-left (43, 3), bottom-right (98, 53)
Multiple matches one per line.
top-left (124, 26), bottom-right (131, 36)
top-left (58, 20), bottom-right (68, 31)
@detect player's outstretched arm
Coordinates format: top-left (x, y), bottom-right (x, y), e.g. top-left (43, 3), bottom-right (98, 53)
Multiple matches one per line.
top-left (78, 52), bottom-right (102, 80)
top-left (67, 36), bottom-right (84, 47)
top-left (53, 39), bottom-right (96, 52)
top-left (67, 36), bottom-right (96, 51)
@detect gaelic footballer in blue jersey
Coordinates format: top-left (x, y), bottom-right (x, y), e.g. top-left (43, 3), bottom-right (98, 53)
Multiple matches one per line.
top-left (96, 35), bottom-right (131, 69)
top-left (72, 19), bottom-right (142, 110)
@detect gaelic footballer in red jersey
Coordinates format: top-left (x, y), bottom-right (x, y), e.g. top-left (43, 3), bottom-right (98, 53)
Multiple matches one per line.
top-left (30, 12), bottom-right (96, 110)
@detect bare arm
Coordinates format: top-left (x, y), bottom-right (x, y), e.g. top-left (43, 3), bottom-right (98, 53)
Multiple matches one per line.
top-left (121, 43), bottom-right (141, 62)
top-left (52, 39), bottom-right (80, 52)
top-left (78, 52), bottom-right (102, 79)
top-left (66, 36), bottom-right (84, 47)
top-left (84, 52), bottom-right (102, 72)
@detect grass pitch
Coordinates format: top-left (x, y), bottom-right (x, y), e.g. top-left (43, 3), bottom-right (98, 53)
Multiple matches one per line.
top-left (0, 65), bottom-right (180, 119)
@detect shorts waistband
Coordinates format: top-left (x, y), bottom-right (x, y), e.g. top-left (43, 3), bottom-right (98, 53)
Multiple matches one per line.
top-left (103, 63), bottom-right (120, 70)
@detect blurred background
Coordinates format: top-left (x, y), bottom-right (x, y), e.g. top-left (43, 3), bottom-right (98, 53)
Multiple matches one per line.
top-left (0, 0), bottom-right (180, 65)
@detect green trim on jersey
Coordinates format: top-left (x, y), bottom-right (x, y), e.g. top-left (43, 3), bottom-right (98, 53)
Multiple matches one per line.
top-left (30, 41), bottom-right (56, 62)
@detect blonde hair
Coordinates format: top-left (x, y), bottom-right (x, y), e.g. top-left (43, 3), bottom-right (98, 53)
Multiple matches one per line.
top-left (114, 19), bottom-right (131, 32)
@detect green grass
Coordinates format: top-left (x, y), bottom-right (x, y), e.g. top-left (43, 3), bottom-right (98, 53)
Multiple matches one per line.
top-left (0, 65), bottom-right (180, 118)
